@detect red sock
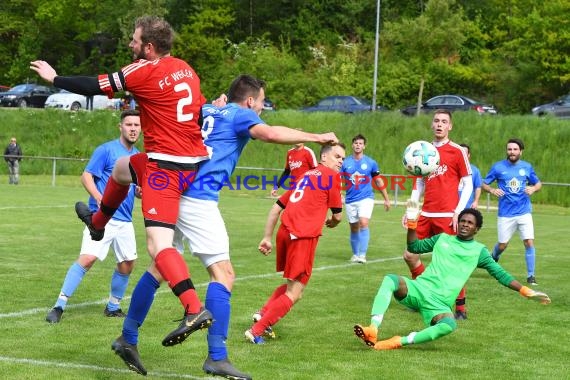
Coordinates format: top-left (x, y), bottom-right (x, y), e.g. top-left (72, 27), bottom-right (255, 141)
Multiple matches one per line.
top-left (155, 248), bottom-right (201, 314)
top-left (411, 263), bottom-right (425, 279)
top-left (455, 287), bottom-right (466, 312)
top-left (91, 176), bottom-right (130, 229)
top-left (252, 293), bottom-right (293, 337)
top-left (260, 284), bottom-right (287, 315)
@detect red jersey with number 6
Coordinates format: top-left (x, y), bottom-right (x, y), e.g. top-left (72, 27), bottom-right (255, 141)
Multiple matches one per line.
top-left (278, 164), bottom-right (342, 238)
top-left (98, 56), bottom-right (208, 163)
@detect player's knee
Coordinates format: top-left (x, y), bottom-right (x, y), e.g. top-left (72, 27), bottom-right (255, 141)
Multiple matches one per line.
top-left (403, 249), bottom-right (416, 263)
top-left (437, 317), bottom-right (457, 336)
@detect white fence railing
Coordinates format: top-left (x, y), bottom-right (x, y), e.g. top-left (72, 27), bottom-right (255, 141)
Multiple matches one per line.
top-left (7, 155), bottom-right (569, 210)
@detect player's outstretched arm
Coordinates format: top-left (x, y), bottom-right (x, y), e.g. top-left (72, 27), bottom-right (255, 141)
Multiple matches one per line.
top-left (519, 285), bottom-right (551, 305)
top-left (30, 60), bottom-right (58, 83)
top-left (507, 280), bottom-right (551, 305)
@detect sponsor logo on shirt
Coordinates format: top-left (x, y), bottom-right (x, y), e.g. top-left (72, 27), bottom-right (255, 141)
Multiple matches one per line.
top-left (427, 164), bottom-right (447, 180)
top-left (506, 177), bottom-right (522, 193)
top-left (289, 160), bottom-right (304, 170)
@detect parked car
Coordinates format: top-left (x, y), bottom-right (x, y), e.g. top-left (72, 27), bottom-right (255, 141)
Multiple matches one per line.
top-left (400, 94), bottom-right (498, 116)
top-left (302, 96), bottom-right (386, 113)
top-left (263, 98), bottom-right (276, 111)
top-left (0, 85), bottom-right (10, 92)
top-left (44, 90), bottom-right (113, 111)
top-left (0, 83), bottom-right (58, 108)
top-left (532, 94), bottom-right (570, 118)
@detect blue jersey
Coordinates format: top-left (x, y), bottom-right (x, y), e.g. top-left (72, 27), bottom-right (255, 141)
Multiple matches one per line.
top-left (459, 163), bottom-right (482, 208)
top-left (185, 103), bottom-right (264, 201)
top-left (85, 139), bottom-right (139, 222)
top-left (341, 155), bottom-right (381, 203)
top-left (483, 159), bottom-right (540, 217)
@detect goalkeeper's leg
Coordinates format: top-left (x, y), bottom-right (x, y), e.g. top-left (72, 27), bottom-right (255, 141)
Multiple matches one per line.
top-left (374, 316), bottom-right (456, 350)
top-left (404, 316), bottom-right (456, 346)
top-left (354, 275), bottom-right (401, 346)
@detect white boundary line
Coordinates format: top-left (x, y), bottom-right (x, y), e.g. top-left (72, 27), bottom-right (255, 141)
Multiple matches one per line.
top-left (0, 355), bottom-right (212, 379)
top-left (0, 255), bottom-right (407, 376)
top-left (0, 255), bottom-right (404, 319)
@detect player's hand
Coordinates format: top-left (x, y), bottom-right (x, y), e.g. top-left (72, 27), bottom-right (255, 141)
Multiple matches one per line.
top-left (384, 199), bottom-right (391, 211)
top-left (212, 93), bottom-right (227, 107)
top-left (317, 132), bottom-right (339, 145)
top-left (258, 239), bottom-right (272, 256)
top-left (30, 60), bottom-right (58, 83)
top-left (405, 199), bottom-right (420, 229)
top-left (519, 286), bottom-right (551, 305)
top-left (325, 217), bottom-right (340, 228)
top-left (135, 186), bottom-right (142, 199)
top-left (270, 189), bottom-right (279, 198)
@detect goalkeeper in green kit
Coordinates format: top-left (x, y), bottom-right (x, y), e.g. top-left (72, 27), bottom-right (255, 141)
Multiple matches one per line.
top-left (354, 200), bottom-right (551, 350)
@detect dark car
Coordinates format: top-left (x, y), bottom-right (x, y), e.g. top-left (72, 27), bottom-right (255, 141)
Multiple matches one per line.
top-left (302, 95), bottom-right (386, 113)
top-left (401, 94), bottom-right (498, 116)
top-left (263, 98), bottom-right (276, 111)
top-left (0, 83), bottom-right (58, 108)
top-left (532, 94), bottom-right (570, 118)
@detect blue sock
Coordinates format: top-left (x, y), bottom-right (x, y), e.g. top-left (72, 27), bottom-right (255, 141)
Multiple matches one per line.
top-left (107, 270), bottom-right (130, 311)
top-left (205, 282), bottom-right (231, 361)
top-left (525, 246), bottom-right (536, 277)
top-left (350, 231), bottom-right (359, 255)
top-left (123, 271), bottom-right (160, 345)
top-left (492, 243), bottom-right (504, 261)
top-left (55, 262), bottom-right (87, 309)
top-left (358, 228), bottom-right (370, 257)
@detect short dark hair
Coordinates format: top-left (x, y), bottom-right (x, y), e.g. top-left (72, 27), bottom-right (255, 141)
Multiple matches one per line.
top-left (507, 138), bottom-right (524, 150)
top-left (433, 109), bottom-right (453, 121)
top-left (459, 143), bottom-right (470, 154)
top-left (458, 208), bottom-right (483, 228)
top-left (227, 75), bottom-right (266, 103)
top-left (120, 109), bottom-right (140, 121)
top-left (320, 142), bottom-right (346, 157)
top-left (352, 134), bottom-right (366, 144)
top-left (135, 16), bottom-right (174, 55)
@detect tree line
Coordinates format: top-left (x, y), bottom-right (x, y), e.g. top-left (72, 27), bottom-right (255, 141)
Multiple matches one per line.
top-left (1, 0), bottom-right (568, 114)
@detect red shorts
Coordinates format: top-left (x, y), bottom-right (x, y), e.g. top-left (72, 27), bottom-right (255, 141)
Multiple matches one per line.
top-left (129, 153), bottom-right (197, 228)
top-left (275, 224), bottom-right (320, 285)
top-left (416, 215), bottom-right (455, 239)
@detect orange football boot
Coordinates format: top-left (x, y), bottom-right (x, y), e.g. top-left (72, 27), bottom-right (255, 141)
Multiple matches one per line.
top-left (373, 335), bottom-right (403, 350)
top-left (353, 324), bottom-right (378, 347)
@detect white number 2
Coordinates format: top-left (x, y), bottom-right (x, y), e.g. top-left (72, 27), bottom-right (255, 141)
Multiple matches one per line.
top-left (175, 82), bottom-right (194, 122)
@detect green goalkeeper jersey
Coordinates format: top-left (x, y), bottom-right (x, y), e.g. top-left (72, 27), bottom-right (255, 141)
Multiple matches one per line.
top-left (407, 233), bottom-right (515, 308)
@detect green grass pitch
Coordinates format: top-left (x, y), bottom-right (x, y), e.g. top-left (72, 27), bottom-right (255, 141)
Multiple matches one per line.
top-left (0, 180), bottom-right (568, 379)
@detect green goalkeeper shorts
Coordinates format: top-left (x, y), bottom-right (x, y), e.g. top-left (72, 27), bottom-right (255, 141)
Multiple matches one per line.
top-left (398, 277), bottom-right (453, 327)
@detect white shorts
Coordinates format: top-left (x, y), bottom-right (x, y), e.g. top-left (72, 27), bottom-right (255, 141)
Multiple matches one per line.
top-left (345, 198), bottom-right (375, 224)
top-left (80, 219), bottom-right (137, 263)
top-left (174, 197), bottom-right (230, 268)
top-left (497, 213), bottom-right (535, 243)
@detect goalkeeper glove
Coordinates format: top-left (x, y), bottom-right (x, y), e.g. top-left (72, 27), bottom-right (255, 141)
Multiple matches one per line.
top-left (519, 286), bottom-right (551, 305)
top-left (405, 199), bottom-right (420, 229)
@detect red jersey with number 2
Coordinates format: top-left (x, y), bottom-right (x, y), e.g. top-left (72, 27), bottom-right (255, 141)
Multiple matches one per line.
top-left (98, 56), bottom-right (208, 162)
top-left (278, 164), bottom-right (342, 238)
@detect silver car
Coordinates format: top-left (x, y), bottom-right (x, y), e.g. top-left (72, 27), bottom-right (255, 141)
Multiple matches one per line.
top-left (532, 94), bottom-right (570, 118)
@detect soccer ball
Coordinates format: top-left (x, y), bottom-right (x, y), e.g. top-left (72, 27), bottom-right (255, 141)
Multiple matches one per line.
top-left (402, 140), bottom-right (440, 176)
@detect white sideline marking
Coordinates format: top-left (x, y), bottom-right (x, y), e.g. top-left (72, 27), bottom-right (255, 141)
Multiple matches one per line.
top-left (0, 255), bottom-right (404, 319)
top-left (0, 255), bottom-right (407, 375)
top-left (0, 205), bottom-right (70, 210)
top-left (0, 356), bottom-right (211, 379)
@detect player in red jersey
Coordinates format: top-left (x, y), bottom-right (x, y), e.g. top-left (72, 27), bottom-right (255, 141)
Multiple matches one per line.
top-left (245, 143), bottom-right (346, 344)
top-left (30, 16), bottom-right (213, 342)
top-left (403, 109), bottom-right (473, 320)
top-left (271, 142), bottom-right (318, 197)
